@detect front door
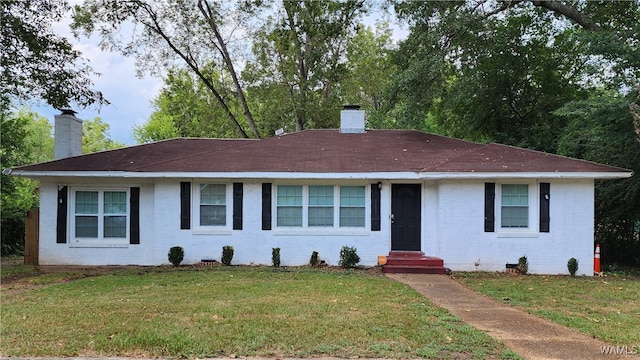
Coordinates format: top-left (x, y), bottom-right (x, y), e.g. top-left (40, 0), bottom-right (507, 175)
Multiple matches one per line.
top-left (391, 184), bottom-right (421, 251)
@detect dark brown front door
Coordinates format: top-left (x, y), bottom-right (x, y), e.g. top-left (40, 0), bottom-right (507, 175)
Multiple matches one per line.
top-left (391, 184), bottom-right (421, 251)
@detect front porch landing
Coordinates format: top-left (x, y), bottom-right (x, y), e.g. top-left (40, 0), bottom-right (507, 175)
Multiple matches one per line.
top-left (382, 251), bottom-right (446, 274)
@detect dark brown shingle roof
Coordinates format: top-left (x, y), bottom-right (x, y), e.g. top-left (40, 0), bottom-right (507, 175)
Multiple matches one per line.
top-left (12, 130), bottom-right (630, 175)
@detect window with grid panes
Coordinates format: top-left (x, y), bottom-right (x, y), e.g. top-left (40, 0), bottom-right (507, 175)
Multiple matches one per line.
top-left (501, 184), bottom-right (528, 228)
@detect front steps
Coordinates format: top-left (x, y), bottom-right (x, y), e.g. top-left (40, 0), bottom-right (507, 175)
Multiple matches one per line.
top-left (382, 251), bottom-right (446, 274)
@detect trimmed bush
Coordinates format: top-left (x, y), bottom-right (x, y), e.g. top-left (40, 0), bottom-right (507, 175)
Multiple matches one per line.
top-left (517, 255), bottom-right (528, 275)
top-left (339, 246), bottom-right (360, 268)
top-left (168, 246), bottom-right (184, 267)
top-left (222, 245), bottom-right (234, 266)
top-left (310, 251), bottom-right (319, 267)
top-left (272, 247), bottom-right (281, 267)
top-left (567, 257), bottom-right (579, 276)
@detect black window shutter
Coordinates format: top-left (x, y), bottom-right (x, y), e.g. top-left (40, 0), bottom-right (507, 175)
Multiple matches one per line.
top-left (130, 187), bottom-right (140, 244)
top-left (180, 182), bottom-right (191, 229)
top-left (262, 183), bottom-right (272, 230)
top-left (540, 182), bottom-right (550, 233)
top-left (56, 186), bottom-right (68, 243)
top-left (371, 183), bottom-right (381, 231)
top-left (233, 182), bottom-right (243, 230)
top-left (484, 183), bottom-right (495, 232)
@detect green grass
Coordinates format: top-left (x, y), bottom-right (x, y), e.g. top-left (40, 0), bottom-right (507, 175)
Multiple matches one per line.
top-left (1, 267), bottom-right (512, 359)
top-left (456, 272), bottom-right (640, 345)
top-left (1, 263), bottom-right (37, 278)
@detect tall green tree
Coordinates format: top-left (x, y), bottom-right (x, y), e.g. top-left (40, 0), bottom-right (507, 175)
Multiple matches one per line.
top-left (244, 0), bottom-right (367, 132)
top-left (1, 0), bottom-right (101, 109)
top-left (341, 23), bottom-right (397, 128)
top-left (1, 110), bottom-right (49, 254)
top-left (556, 92), bottom-right (640, 266)
top-left (134, 66), bottom-right (237, 143)
top-left (72, 0), bottom-right (261, 138)
top-left (390, 1), bottom-right (640, 148)
top-left (82, 117), bottom-right (125, 153)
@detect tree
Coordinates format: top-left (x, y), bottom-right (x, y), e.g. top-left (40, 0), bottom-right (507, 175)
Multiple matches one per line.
top-left (244, 0), bottom-right (367, 131)
top-left (1, 0), bottom-right (100, 109)
top-left (341, 23), bottom-right (397, 128)
top-left (0, 110), bottom-right (45, 255)
top-left (389, 1), bottom-right (640, 146)
top-left (72, 0), bottom-right (261, 138)
top-left (82, 117), bottom-right (125, 153)
top-left (133, 67), bottom-right (237, 143)
top-left (556, 93), bottom-right (640, 266)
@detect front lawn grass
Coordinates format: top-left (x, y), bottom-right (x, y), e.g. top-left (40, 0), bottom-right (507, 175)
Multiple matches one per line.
top-left (456, 272), bottom-right (640, 345)
top-left (1, 266), bottom-right (513, 359)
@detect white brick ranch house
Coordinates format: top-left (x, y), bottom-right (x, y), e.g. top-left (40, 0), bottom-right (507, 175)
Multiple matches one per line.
top-left (7, 108), bottom-right (632, 275)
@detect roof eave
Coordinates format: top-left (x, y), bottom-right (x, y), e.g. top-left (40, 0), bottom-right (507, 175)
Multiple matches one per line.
top-left (8, 170), bottom-right (633, 181)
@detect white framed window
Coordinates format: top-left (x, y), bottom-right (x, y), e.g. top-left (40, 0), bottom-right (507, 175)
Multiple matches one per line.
top-left (500, 184), bottom-right (529, 228)
top-left (72, 188), bottom-right (129, 244)
top-left (197, 183), bottom-right (227, 227)
top-left (340, 186), bottom-right (365, 227)
top-left (309, 185), bottom-right (334, 227)
top-left (276, 184), bottom-right (366, 229)
top-left (277, 185), bottom-right (303, 226)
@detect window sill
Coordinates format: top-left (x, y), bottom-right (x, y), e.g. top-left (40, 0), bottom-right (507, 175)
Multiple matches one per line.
top-left (70, 241), bottom-right (129, 248)
top-left (496, 232), bottom-right (539, 238)
top-left (192, 229), bottom-right (233, 235)
top-left (273, 228), bottom-right (369, 236)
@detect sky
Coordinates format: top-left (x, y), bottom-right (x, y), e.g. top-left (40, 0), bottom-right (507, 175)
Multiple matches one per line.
top-left (32, 4), bottom-right (406, 146)
top-left (33, 19), bottom-right (162, 146)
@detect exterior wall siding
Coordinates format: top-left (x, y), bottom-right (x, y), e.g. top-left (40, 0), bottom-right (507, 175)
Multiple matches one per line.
top-left (429, 180), bottom-right (595, 275)
top-left (37, 178), bottom-right (596, 275)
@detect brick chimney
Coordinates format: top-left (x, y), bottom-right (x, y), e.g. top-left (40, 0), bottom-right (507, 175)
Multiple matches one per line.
top-left (340, 105), bottom-right (365, 133)
top-left (54, 109), bottom-right (83, 160)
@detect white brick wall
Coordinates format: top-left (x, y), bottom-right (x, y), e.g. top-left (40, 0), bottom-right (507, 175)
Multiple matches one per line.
top-left (38, 178), bottom-right (596, 275)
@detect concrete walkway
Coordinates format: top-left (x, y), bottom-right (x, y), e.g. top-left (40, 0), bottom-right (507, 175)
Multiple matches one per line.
top-left (387, 274), bottom-right (635, 360)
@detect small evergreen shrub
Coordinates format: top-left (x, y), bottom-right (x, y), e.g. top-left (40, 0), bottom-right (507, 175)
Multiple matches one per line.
top-left (567, 257), bottom-right (579, 276)
top-left (272, 247), bottom-right (281, 267)
top-left (168, 246), bottom-right (184, 267)
top-left (339, 246), bottom-right (360, 268)
top-left (517, 255), bottom-right (528, 275)
top-left (310, 251), bottom-right (319, 267)
top-left (222, 245), bottom-right (234, 266)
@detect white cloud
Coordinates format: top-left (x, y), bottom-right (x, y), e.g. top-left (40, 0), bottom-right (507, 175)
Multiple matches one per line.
top-left (34, 5), bottom-right (163, 146)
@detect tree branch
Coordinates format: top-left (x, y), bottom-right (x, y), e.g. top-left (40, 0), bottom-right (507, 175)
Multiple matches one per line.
top-left (197, 0), bottom-right (261, 138)
top-left (138, 1), bottom-right (249, 138)
top-left (530, 0), bottom-right (600, 30)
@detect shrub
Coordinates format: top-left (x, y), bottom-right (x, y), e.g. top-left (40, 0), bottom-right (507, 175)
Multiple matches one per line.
top-left (517, 255), bottom-right (528, 275)
top-left (339, 246), bottom-right (360, 268)
top-left (222, 245), bottom-right (234, 266)
top-left (272, 247), bottom-right (281, 267)
top-left (310, 251), bottom-right (319, 267)
top-left (567, 257), bottom-right (579, 276)
top-left (168, 246), bottom-right (184, 267)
